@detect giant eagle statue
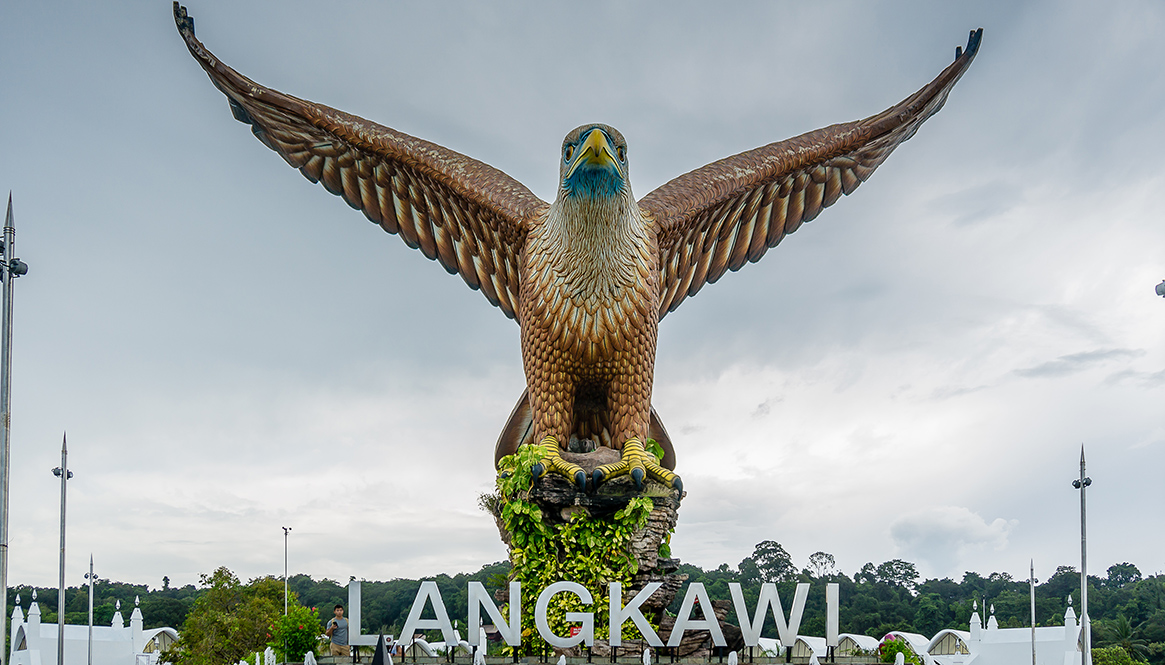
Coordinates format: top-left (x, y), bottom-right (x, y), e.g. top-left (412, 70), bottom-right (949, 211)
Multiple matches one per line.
top-left (175, 4), bottom-right (981, 492)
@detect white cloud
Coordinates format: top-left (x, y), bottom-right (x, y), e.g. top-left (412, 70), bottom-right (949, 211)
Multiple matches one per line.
top-left (891, 507), bottom-right (1017, 579)
top-left (0, 0), bottom-right (1162, 590)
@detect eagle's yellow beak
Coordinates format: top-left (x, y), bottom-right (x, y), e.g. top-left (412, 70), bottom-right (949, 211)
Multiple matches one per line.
top-left (566, 128), bottom-right (618, 179)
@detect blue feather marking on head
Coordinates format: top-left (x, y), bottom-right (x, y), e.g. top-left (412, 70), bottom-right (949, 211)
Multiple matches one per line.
top-left (564, 166), bottom-right (623, 199)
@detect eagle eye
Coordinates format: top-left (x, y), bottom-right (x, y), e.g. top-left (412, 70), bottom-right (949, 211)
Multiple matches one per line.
top-left (617, 146), bottom-right (626, 162)
top-left (564, 145), bottom-right (575, 162)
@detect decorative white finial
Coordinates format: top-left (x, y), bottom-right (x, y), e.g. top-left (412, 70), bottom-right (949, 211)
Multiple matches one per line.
top-left (31, 590), bottom-right (36, 601)
top-left (135, 596), bottom-right (140, 607)
top-left (973, 600), bottom-right (977, 611)
top-left (116, 599), bottom-right (121, 610)
top-left (1067, 595), bottom-right (1073, 606)
top-left (14, 594), bottom-right (19, 605)
top-left (990, 604), bottom-right (995, 615)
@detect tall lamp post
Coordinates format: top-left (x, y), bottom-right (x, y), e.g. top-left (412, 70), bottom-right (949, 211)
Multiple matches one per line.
top-left (85, 555), bottom-right (95, 665)
top-left (282, 527), bottom-right (291, 615)
top-left (0, 194), bottom-right (30, 665)
top-left (1071, 446), bottom-right (1092, 665)
top-left (52, 434), bottom-right (73, 665)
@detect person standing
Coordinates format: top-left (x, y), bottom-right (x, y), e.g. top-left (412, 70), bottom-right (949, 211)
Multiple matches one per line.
top-left (326, 604), bottom-right (350, 657)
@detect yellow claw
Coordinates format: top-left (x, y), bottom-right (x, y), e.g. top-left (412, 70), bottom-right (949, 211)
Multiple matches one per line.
top-left (531, 436), bottom-right (587, 491)
top-left (592, 437), bottom-right (682, 492)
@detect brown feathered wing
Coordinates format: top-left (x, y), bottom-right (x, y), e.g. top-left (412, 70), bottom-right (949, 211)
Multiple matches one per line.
top-left (641, 29), bottom-right (982, 319)
top-left (175, 3), bottom-right (547, 319)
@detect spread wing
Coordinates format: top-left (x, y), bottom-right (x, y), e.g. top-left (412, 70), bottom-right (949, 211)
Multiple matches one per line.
top-left (641, 29), bottom-right (983, 319)
top-left (174, 4), bottom-right (547, 319)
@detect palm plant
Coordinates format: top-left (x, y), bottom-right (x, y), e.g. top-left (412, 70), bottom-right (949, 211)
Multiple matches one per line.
top-left (1095, 615), bottom-right (1150, 662)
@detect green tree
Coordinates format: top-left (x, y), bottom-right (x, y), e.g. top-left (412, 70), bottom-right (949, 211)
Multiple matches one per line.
top-left (914, 593), bottom-right (946, 637)
top-left (738, 557), bottom-right (761, 585)
top-left (806, 552), bottom-right (837, 579)
top-left (856, 563), bottom-right (877, 585)
top-left (162, 567), bottom-right (285, 665)
top-left (1108, 565), bottom-right (1144, 589)
top-left (876, 560), bottom-right (920, 592)
top-left (751, 541), bottom-right (795, 583)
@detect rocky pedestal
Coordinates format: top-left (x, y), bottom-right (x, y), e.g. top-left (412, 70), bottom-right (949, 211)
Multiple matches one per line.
top-left (488, 447), bottom-right (739, 658)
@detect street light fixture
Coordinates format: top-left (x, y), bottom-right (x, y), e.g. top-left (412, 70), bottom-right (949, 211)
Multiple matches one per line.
top-left (282, 526), bottom-right (292, 615)
top-left (52, 433), bottom-right (73, 665)
top-left (1156, 280), bottom-right (1165, 298)
top-left (1071, 446), bottom-right (1092, 665)
top-left (0, 194), bottom-right (30, 665)
top-left (85, 556), bottom-right (96, 665)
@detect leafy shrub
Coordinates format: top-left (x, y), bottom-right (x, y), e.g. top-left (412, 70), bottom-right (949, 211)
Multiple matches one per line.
top-left (494, 444), bottom-right (657, 654)
top-left (879, 637), bottom-right (921, 665)
top-left (1093, 646), bottom-right (1136, 665)
top-left (270, 604), bottom-right (322, 661)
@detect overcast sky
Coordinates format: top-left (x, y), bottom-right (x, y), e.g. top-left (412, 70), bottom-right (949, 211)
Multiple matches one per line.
top-left (0, 1), bottom-right (1161, 596)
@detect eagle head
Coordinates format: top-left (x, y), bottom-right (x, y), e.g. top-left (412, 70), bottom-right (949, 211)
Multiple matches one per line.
top-left (559, 124), bottom-right (629, 200)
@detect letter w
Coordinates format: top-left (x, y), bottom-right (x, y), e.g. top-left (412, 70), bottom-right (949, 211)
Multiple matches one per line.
top-left (728, 582), bottom-right (809, 647)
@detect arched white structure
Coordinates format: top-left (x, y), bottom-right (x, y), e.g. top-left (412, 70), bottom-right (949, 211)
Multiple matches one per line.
top-left (9, 596), bottom-right (179, 665)
top-left (884, 631), bottom-right (936, 665)
top-left (756, 637), bottom-right (781, 657)
top-left (141, 627), bottom-right (179, 654)
top-left (928, 630), bottom-right (972, 657)
top-left (790, 636), bottom-right (827, 659)
top-left (837, 633), bottom-right (880, 657)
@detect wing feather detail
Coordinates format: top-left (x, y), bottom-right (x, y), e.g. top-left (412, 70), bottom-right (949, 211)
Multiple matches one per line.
top-left (642, 28), bottom-right (982, 319)
top-left (175, 3), bottom-right (546, 319)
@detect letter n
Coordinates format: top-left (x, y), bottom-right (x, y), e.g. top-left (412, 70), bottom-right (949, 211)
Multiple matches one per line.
top-left (468, 581), bottom-right (521, 646)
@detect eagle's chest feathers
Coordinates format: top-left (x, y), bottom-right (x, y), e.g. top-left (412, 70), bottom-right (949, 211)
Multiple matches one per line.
top-left (523, 199), bottom-right (658, 360)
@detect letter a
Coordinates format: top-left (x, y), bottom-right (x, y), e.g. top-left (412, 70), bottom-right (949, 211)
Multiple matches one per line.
top-left (399, 581), bottom-right (457, 646)
top-left (667, 583), bottom-right (725, 647)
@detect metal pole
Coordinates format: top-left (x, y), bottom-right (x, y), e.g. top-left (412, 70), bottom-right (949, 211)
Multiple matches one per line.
top-left (1072, 446), bottom-right (1092, 665)
top-left (1030, 560), bottom-right (1036, 665)
top-left (54, 434), bottom-right (72, 665)
top-left (87, 556), bottom-right (94, 665)
top-left (282, 527), bottom-right (291, 615)
top-left (0, 193), bottom-right (23, 665)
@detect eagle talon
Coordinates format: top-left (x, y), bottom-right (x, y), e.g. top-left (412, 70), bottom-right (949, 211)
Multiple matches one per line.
top-left (591, 437), bottom-right (682, 491)
top-left (530, 436), bottom-right (586, 490)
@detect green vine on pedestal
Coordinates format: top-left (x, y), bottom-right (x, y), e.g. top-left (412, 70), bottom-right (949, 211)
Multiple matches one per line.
top-left (493, 444), bottom-right (658, 653)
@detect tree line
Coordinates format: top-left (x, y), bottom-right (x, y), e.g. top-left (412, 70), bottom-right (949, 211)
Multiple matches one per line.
top-left (7, 543), bottom-right (1163, 665)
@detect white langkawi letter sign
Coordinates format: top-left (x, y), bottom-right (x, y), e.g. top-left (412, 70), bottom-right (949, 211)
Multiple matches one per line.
top-left (347, 579), bottom-right (839, 648)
